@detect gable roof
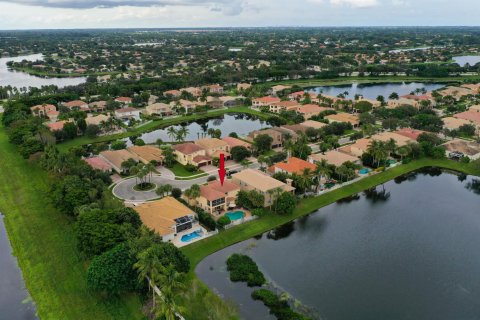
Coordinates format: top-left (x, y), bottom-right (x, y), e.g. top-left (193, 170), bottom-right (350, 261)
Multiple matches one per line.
top-left (195, 138), bottom-right (228, 150)
top-left (269, 157), bottom-right (316, 174)
top-left (232, 168), bottom-right (294, 192)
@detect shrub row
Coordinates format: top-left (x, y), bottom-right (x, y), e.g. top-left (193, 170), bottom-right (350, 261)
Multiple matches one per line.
top-left (252, 289), bottom-right (311, 320)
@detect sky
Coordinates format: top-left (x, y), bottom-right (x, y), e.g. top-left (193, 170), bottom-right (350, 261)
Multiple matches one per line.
top-left (0, 0), bottom-right (479, 30)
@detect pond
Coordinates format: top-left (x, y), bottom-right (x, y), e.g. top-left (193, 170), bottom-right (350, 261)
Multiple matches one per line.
top-left (197, 169), bottom-right (480, 320)
top-left (452, 55), bottom-right (480, 67)
top-left (307, 82), bottom-right (445, 100)
top-left (0, 54), bottom-right (86, 89)
top-left (0, 214), bottom-right (37, 319)
top-left (132, 113), bottom-right (270, 144)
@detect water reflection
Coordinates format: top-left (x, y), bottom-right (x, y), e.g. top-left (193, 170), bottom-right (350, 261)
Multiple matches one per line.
top-left (363, 185), bottom-right (391, 202)
top-left (336, 193), bottom-right (360, 203)
top-left (266, 221), bottom-right (295, 240)
top-left (465, 179), bottom-right (480, 195)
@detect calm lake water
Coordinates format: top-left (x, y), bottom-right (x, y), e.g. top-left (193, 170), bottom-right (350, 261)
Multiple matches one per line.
top-left (453, 56), bottom-right (480, 67)
top-left (307, 82), bottom-right (445, 100)
top-left (0, 214), bottom-right (37, 319)
top-left (0, 54), bottom-right (86, 88)
top-left (197, 170), bottom-right (480, 320)
top-left (134, 113), bottom-right (270, 144)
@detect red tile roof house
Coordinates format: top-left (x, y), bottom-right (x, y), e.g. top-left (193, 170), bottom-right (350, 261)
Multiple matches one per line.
top-left (453, 111), bottom-right (480, 134)
top-left (62, 100), bottom-right (89, 112)
top-left (30, 104), bottom-right (56, 117)
top-left (46, 120), bottom-right (69, 132)
top-left (268, 157), bottom-right (316, 175)
top-left (197, 180), bottom-right (240, 215)
top-left (251, 96), bottom-right (281, 109)
top-left (163, 90), bottom-right (182, 98)
top-left (288, 91), bottom-right (307, 101)
top-left (114, 96), bottom-right (132, 105)
top-left (83, 156), bottom-right (113, 172)
top-left (394, 128), bottom-right (425, 140)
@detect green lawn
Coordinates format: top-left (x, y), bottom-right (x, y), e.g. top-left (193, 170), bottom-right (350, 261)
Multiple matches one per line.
top-left (169, 162), bottom-right (206, 179)
top-left (0, 124), bottom-right (145, 320)
top-left (57, 106), bottom-right (268, 152)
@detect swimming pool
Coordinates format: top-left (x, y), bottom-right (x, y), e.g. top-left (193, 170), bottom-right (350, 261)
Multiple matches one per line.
top-left (225, 211), bottom-right (245, 221)
top-left (180, 229), bottom-right (203, 242)
top-left (359, 168), bottom-right (370, 174)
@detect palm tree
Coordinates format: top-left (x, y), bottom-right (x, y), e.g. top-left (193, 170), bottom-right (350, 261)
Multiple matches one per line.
top-left (185, 184), bottom-right (200, 205)
top-left (153, 286), bottom-right (186, 320)
top-left (134, 246), bottom-right (162, 308)
top-left (297, 168), bottom-right (313, 195)
top-left (257, 155), bottom-right (267, 170)
top-left (314, 159), bottom-right (332, 192)
top-left (396, 145), bottom-right (410, 162)
top-left (283, 138), bottom-right (294, 158)
top-left (177, 126), bottom-right (189, 142)
top-left (167, 127), bottom-right (177, 142)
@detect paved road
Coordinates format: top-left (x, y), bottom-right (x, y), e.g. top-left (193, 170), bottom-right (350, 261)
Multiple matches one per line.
top-left (113, 161), bottom-right (260, 202)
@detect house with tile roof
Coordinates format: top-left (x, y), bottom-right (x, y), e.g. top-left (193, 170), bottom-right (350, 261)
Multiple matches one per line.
top-left (127, 145), bottom-right (164, 165)
top-left (194, 138), bottom-right (231, 159)
top-left (309, 150), bottom-right (360, 167)
top-left (231, 169), bottom-right (295, 207)
top-left (145, 102), bottom-right (173, 116)
top-left (252, 96), bottom-right (281, 108)
top-left (62, 100), bottom-right (89, 112)
top-left (325, 113), bottom-right (360, 127)
top-left (134, 197), bottom-right (196, 242)
top-left (248, 128), bottom-right (284, 149)
top-left (222, 137), bottom-right (252, 150)
top-left (173, 142), bottom-right (211, 167)
top-left (296, 104), bottom-right (331, 119)
top-left (268, 157), bottom-right (316, 175)
top-left (197, 180), bottom-right (240, 215)
top-left (268, 101), bottom-right (300, 113)
top-left (83, 156), bottom-right (113, 172)
top-left (99, 149), bottom-right (139, 173)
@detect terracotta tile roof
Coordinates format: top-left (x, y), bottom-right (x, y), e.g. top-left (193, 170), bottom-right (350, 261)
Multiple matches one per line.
top-left (325, 113), bottom-right (360, 125)
top-left (63, 100), bottom-right (87, 107)
top-left (46, 120), bottom-right (68, 131)
top-left (222, 137), bottom-right (251, 149)
top-left (127, 145), bottom-right (164, 163)
top-left (200, 185), bottom-right (225, 201)
top-left (83, 156), bottom-right (113, 171)
top-left (195, 138), bottom-right (228, 150)
top-left (454, 111), bottom-right (480, 124)
top-left (208, 180), bottom-right (240, 193)
top-left (115, 107), bottom-right (140, 113)
top-left (269, 157), bottom-right (316, 175)
top-left (134, 197), bottom-right (194, 236)
top-left (192, 155), bottom-right (212, 163)
top-left (99, 149), bottom-right (138, 170)
top-left (115, 96), bottom-right (132, 102)
top-left (232, 168), bottom-right (295, 192)
top-left (297, 104), bottom-right (329, 114)
top-left (253, 96), bottom-right (281, 104)
top-left (300, 120), bottom-right (327, 129)
top-left (174, 142), bottom-right (204, 155)
top-left (309, 151), bottom-right (359, 167)
top-left (394, 128), bottom-right (425, 140)
top-left (31, 104), bottom-right (56, 113)
top-left (85, 114), bottom-right (110, 126)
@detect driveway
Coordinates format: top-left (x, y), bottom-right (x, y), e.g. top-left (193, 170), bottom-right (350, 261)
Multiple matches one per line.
top-left (112, 161), bottom-right (261, 202)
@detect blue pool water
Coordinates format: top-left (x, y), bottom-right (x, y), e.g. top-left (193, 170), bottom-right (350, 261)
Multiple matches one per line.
top-left (181, 229), bottom-right (202, 242)
top-left (226, 211), bottom-right (245, 221)
top-left (359, 168), bottom-right (370, 174)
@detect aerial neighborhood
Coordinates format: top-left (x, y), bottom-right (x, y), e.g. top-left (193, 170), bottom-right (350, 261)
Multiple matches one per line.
top-left (2, 28), bottom-right (480, 320)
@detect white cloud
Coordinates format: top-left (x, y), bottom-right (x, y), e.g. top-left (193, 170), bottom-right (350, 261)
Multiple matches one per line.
top-left (330, 0), bottom-right (379, 8)
top-left (391, 0), bottom-right (409, 6)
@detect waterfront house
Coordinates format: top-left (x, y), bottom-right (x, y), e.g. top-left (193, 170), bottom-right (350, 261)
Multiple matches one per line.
top-left (296, 104), bottom-right (331, 119)
top-left (231, 169), bottom-right (295, 207)
top-left (85, 114), bottom-right (110, 126)
top-left (114, 107), bottom-right (141, 121)
top-left (268, 101), bottom-right (300, 113)
top-left (145, 102), bottom-right (173, 116)
top-left (197, 180), bottom-right (240, 215)
top-left (309, 150), bottom-right (360, 167)
top-left (252, 96), bottom-right (281, 108)
top-left (173, 142), bottom-right (211, 167)
top-left (222, 136), bottom-right (252, 150)
top-left (248, 128), bottom-right (283, 149)
top-left (194, 138), bottom-right (230, 159)
top-left (268, 157), bottom-right (316, 175)
top-left (134, 197), bottom-right (196, 242)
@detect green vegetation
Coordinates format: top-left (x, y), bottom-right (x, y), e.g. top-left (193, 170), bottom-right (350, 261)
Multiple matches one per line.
top-left (170, 163), bottom-right (205, 178)
top-left (251, 289), bottom-right (311, 320)
top-left (226, 254), bottom-right (266, 287)
top-left (0, 123), bottom-right (145, 319)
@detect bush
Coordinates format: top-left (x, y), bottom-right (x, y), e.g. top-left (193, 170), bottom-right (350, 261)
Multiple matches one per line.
top-left (226, 254), bottom-right (266, 287)
top-left (171, 188), bottom-right (182, 198)
top-left (252, 289), bottom-right (311, 320)
top-left (185, 164), bottom-right (198, 172)
top-left (207, 175), bottom-right (217, 182)
top-left (217, 216), bottom-right (231, 228)
top-left (111, 140), bottom-right (127, 150)
top-left (194, 207), bottom-right (216, 231)
top-left (251, 208), bottom-right (268, 217)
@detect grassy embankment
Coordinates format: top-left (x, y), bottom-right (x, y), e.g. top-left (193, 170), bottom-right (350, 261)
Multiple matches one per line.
top-left (57, 106), bottom-right (267, 152)
top-left (0, 123), bottom-right (145, 320)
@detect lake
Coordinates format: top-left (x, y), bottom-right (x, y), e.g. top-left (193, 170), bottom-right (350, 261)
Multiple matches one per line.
top-left (453, 56), bottom-right (480, 67)
top-left (197, 169), bottom-right (480, 320)
top-left (307, 82), bottom-right (445, 100)
top-left (0, 214), bottom-right (37, 319)
top-left (0, 54), bottom-right (86, 89)
top-left (132, 113), bottom-right (270, 144)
